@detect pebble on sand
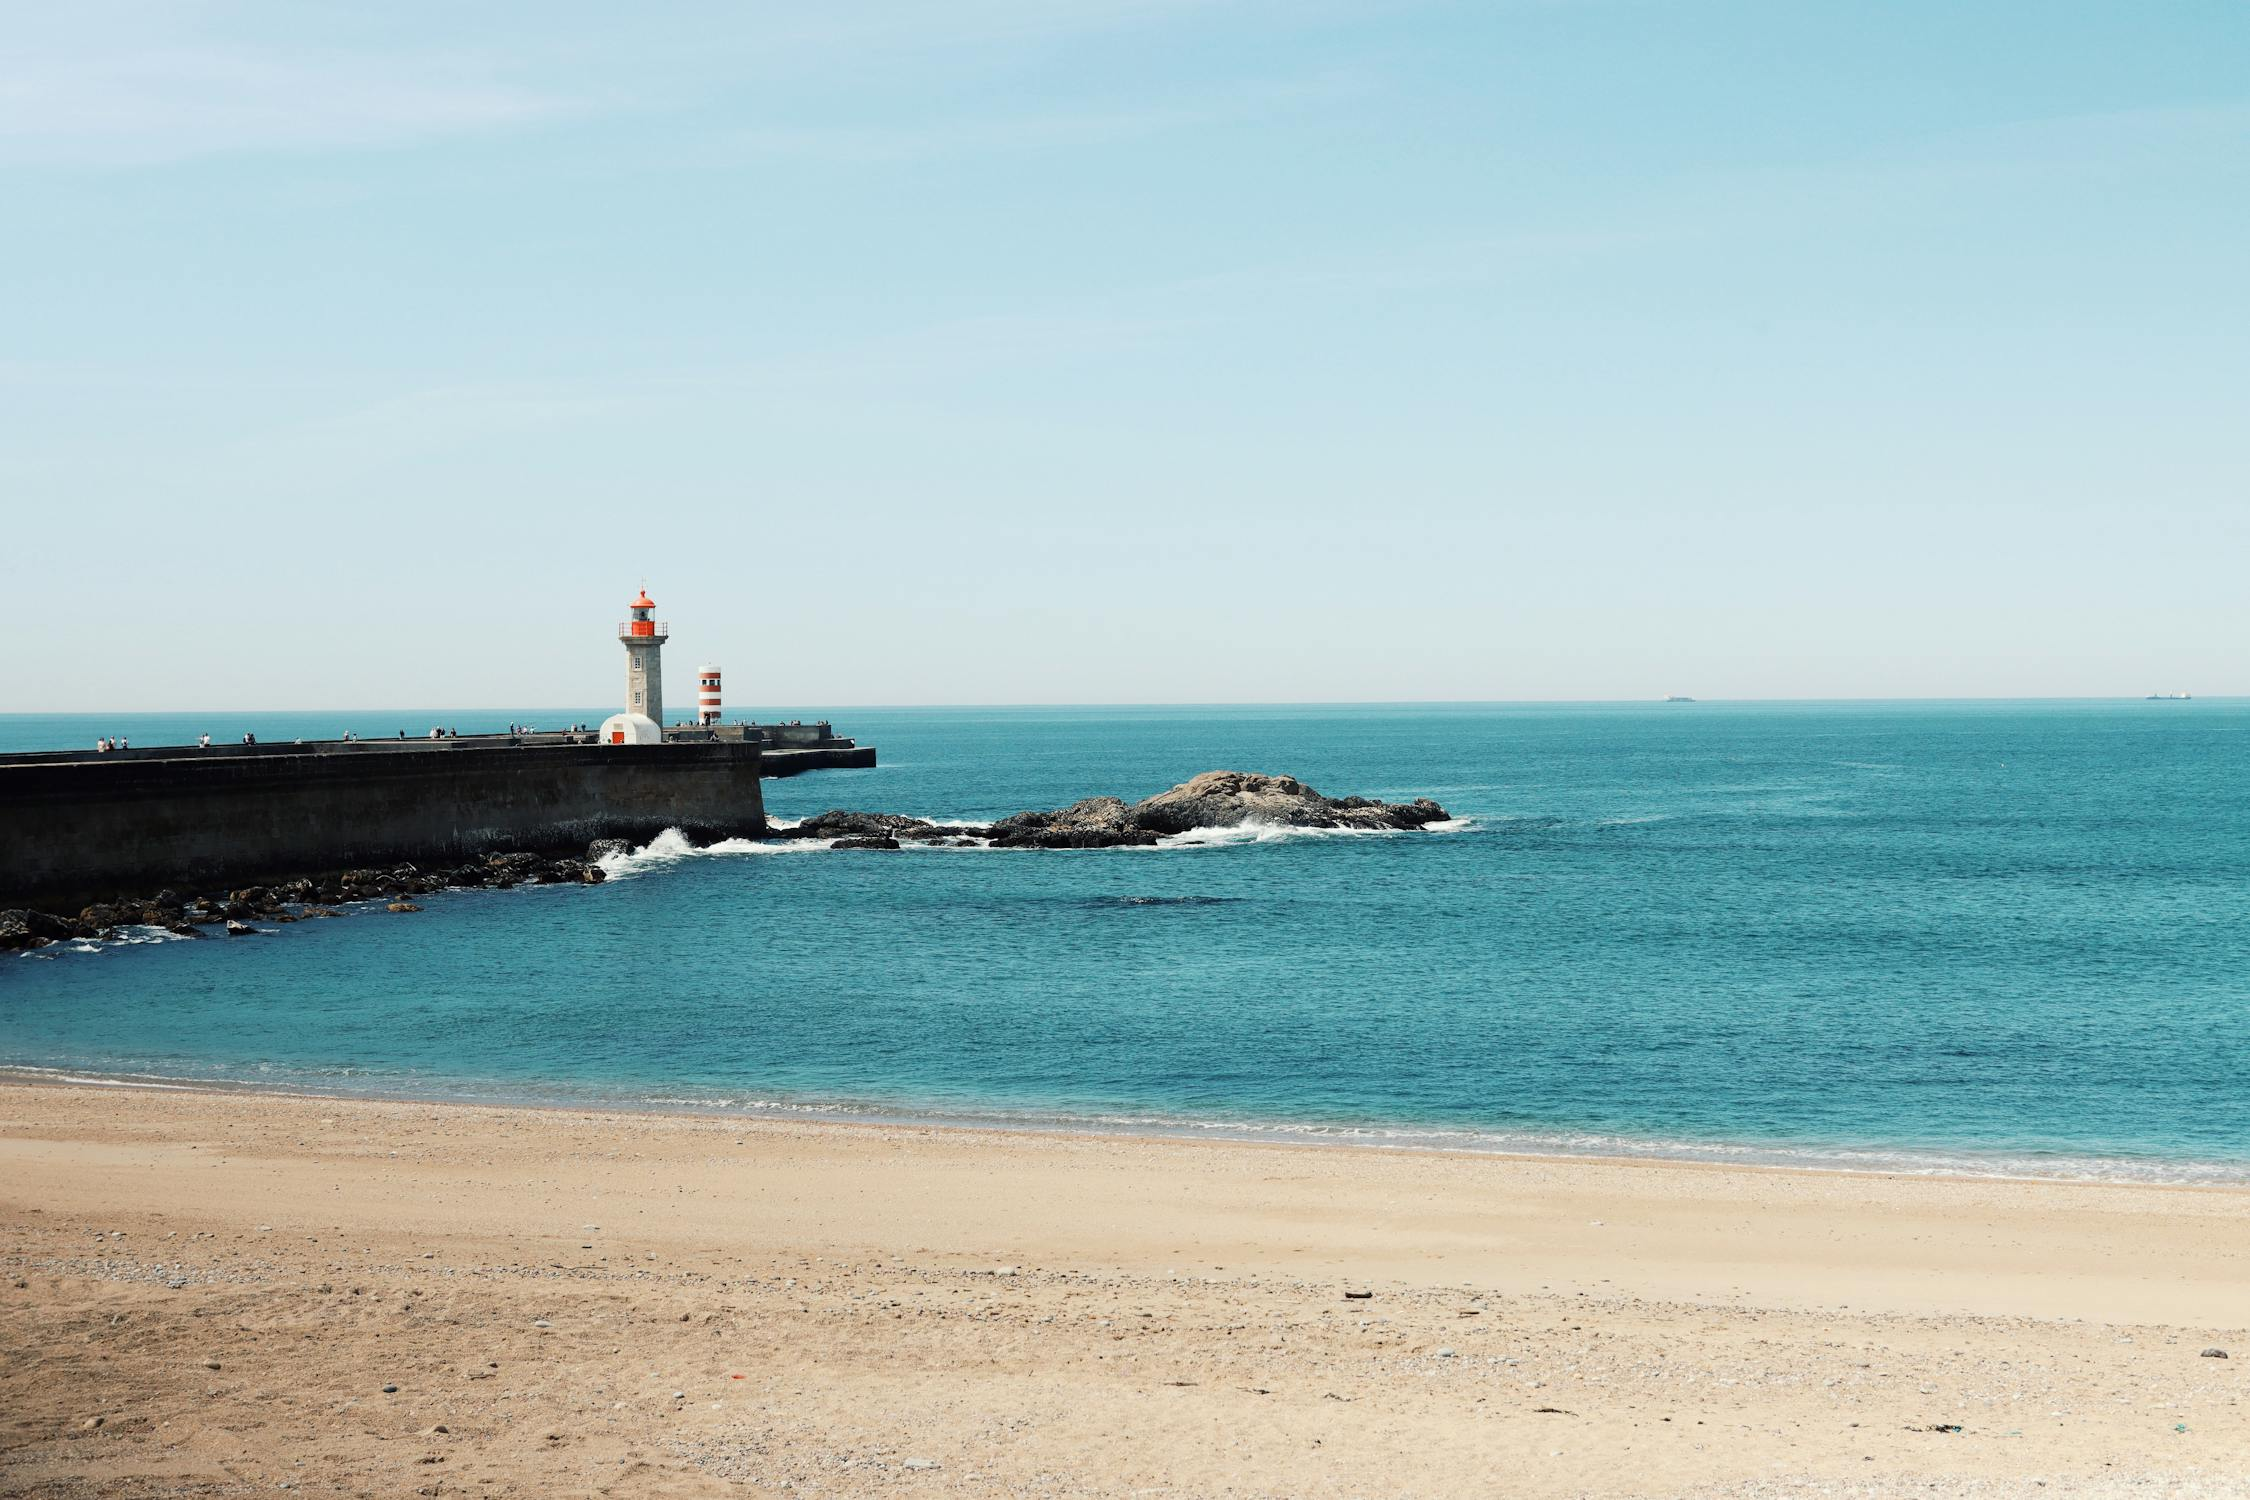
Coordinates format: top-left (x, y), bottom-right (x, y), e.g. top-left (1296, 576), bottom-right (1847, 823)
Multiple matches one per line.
top-left (2202, 1347), bottom-right (2229, 1359)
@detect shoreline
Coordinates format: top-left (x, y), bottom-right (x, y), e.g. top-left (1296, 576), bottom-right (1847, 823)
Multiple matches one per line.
top-left (2, 1079), bottom-right (2245, 1496)
top-left (3, 1062), bottom-right (2244, 1193)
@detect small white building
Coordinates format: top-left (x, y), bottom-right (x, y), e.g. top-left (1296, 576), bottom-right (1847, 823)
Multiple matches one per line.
top-left (599, 712), bottom-right (663, 746)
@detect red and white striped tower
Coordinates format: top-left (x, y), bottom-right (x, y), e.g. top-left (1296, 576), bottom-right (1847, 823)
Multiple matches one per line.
top-left (697, 665), bottom-right (723, 726)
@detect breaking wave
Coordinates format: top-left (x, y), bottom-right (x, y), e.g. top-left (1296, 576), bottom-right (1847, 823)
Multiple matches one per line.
top-left (1150, 817), bottom-right (1474, 849)
top-left (593, 828), bottom-right (826, 879)
top-left (13, 924), bottom-right (207, 961)
top-left (595, 817), bottom-right (1475, 870)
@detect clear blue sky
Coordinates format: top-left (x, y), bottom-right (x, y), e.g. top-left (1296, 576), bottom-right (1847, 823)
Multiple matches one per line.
top-left (5, 1), bottom-right (2244, 710)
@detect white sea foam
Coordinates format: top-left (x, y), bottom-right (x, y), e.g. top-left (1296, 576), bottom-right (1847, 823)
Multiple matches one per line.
top-left (0, 1066), bottom-right (199, 1091)
top-left (1154, 822), bottom-right (1357, 848)
top-left (594, 828), bottom-right (831, 878)
top-left (1150, 817), bottom-right (1471, 849)
top-left (595, 1091), bottom-right (2250, 1186)
top-left (15, 922), bottom-right (205, 960)
top-left (116, 924), bottom-right (198, 945)
top-left (599, 815), bottom-right (1477, 866)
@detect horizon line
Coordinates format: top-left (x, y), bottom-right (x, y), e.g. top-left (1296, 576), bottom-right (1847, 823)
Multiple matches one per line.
top-left (2, 694), bottom-right (2237, 717)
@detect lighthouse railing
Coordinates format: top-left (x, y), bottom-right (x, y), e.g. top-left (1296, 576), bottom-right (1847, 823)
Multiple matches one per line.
top-left (617, 622), bottom-right (671, 640)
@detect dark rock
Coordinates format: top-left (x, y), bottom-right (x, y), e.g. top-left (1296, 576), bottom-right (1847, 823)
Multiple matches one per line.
top-left (794, 810), bottom-right (944, 840)
top-left (385, 901), bottom-right (422, 914)
top-left (991, 822), bottom-right (1160, 849)
top-left (164, 922), bottom-right (206, 939)
top-left (586, 838), bottom-right (631, 860)
top-left (222, 919), bottom-right (257, 936)
top-left (988, 795), bottom-right (1164, 848)
top-left (0, 910), bottom-right (61, 951)
top-left (297, 907), bottom-right (341, 920)
top-left (989, 773), bottom-right (1452, 847)
top-left (830, 836), bottom-right (901, 850)
top-left (788, 772), bottom-right (1454, 853)
top-left (2203, 1348), bottom-right (2229, 1359)
top-left (1129, 772), bottom-right (1450, 835)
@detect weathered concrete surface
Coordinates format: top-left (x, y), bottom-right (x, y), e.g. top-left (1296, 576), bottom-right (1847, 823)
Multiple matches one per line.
top-left (760, 745), bottom-right (878, 777)
top-left (0, 742), bottom-right (770, 909)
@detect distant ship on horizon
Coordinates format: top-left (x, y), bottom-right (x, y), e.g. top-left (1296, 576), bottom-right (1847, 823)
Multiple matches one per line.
top-left (2145, 691), bottom-right (2193, 700)
top-left (1662, 694), bottom-right (1698, 703)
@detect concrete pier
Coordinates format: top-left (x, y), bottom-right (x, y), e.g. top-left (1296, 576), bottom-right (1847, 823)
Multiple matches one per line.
top-left (0, 729), bottom-right (876, 908)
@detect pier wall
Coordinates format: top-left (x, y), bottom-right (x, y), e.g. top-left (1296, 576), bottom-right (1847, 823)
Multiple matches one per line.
top-left (760, 745), bottom-right (878, 777)
top-left (0, 742), bottom-right (771, 908)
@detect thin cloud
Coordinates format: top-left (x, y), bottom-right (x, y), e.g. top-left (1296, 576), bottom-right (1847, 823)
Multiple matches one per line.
top-left (0, 40), bottom-right (575, 166)
top-left (0, 0), bottom-right (1341, 168)
top-left (726, 72), bottom-right (1373, 163)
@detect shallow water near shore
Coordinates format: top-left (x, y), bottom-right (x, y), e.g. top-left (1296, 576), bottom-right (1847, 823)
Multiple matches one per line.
top-left (5, 701), bottom-right (2248, 1183)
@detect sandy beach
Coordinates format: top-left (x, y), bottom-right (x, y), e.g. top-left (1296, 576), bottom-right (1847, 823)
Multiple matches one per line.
top-left (1, 1081), bottom-right (2244, 1498)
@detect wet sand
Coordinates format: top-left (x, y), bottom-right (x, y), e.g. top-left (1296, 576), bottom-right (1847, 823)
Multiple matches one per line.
top-left (1, 1081), bottom-right (2244, 1497)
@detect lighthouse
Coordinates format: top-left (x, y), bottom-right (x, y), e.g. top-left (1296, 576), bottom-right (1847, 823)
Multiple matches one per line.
top-left (618, 589), bottom-right (668, 727)
top-left (697, 666), bottom-right (723, 725)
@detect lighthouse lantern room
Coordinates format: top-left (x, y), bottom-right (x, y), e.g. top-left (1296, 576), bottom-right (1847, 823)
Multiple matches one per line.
top-left (617, 589), bottom-right (669, 730)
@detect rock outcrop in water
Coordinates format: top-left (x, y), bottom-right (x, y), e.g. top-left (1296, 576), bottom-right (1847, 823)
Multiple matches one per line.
top-left (779, 771), bottom-right (1452, 851)
top-left (1, 775), bottom-right (1450, 952)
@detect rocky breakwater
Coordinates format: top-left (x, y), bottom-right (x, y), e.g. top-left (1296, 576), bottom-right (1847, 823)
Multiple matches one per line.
top-left (1, 851), bottom-right (606, 953)
top-left (777, 771), bottom-right (1453, 850)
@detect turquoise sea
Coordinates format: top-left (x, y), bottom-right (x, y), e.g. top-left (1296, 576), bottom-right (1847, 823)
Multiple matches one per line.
top-left (3, 702), bottom-right (2246, 1183)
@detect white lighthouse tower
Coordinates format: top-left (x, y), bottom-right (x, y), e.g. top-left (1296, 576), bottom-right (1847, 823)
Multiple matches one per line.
top-left (618, 589), bottom-right (668, 727)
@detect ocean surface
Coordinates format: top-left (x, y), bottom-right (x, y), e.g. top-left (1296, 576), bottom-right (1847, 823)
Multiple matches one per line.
top-left (4, 701), bottom-right (2247, 1183)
